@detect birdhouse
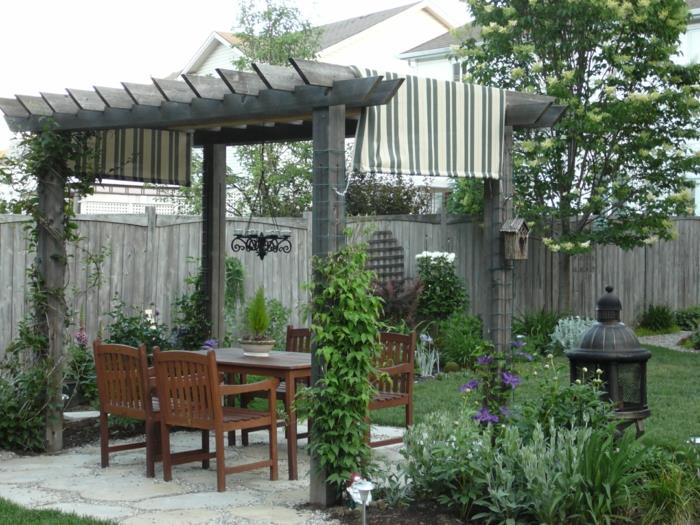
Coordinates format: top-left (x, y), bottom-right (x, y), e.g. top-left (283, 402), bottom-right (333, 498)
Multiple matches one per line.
top-left (500, 218), bottom-right (529, 260)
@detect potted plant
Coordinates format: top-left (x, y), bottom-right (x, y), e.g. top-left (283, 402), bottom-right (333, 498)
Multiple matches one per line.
top-left (239, 287), bottom-right (275, 357)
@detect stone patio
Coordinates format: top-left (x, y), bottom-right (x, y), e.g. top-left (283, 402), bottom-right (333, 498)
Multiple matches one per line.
top-left (0, 423), bottom-right (404, 524)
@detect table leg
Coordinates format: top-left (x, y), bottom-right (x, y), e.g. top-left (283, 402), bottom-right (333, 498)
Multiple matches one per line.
top-left (285, 371), bottom-right (298, 480)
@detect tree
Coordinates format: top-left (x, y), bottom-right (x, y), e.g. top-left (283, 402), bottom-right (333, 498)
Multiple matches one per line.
top-left (345, 171), bottom-right (432, 216)
top-left (229, 0), bottom-right (320, 217)
top-left (459, 0), bottom-right (700, 312)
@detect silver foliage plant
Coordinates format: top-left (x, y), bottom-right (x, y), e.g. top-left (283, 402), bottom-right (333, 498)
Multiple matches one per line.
top-left (550, 316), bottom-right (596, 353)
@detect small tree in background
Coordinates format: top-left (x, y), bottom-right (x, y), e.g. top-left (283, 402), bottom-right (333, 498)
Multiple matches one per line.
top-left (346, 171), bottom-right (432, 216)
top-left (459, 0), bottom-right (700, 312)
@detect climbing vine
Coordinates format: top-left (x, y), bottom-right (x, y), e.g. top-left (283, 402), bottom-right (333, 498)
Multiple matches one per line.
top-left (0, 123), bottom-right (99, 451)
top-left (297, 244), bottom-right (383, 493)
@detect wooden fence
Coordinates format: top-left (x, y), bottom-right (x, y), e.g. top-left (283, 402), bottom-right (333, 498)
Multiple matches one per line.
top-left (1, 212), bottom-right (699, 357)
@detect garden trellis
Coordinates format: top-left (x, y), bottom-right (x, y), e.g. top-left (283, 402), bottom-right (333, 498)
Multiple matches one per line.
top-left (1, 58), bottom-right (564, 503)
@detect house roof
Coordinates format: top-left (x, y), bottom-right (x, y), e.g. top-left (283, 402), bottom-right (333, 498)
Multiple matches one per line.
top-left (402, 24), bottom-right (481, 56)
top-left (215, 31), bottom-right (240, 46)
top-left (317, 2), bottom-right (421, 49)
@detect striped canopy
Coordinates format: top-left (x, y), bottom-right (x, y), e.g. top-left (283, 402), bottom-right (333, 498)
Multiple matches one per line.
top-left (82, 129), bottom-right (191, 186)
top-left (352, 69), bottom-right (505, 179)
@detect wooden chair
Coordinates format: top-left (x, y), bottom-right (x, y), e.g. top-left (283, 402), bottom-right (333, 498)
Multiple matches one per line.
top-left (92, 340), bottom-right (160, 477)
top-left (241, 326), bottom-right (311, 445)
top-left (368, 331), bottom-right (416, 447)
top-left (153, 348), bottom-right (278, 492)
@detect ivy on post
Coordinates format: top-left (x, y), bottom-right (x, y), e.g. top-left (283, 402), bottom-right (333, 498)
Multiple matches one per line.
top-left (309, 103), bottom-right (348, 506)
top-left (0, 125), bottom-right (98, 453)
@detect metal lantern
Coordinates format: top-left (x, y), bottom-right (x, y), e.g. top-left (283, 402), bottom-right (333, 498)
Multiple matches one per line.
top-left (566, 286), bottom-right (651, 434)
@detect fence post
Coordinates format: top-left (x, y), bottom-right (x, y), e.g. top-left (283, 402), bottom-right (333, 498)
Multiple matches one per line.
top-left (145, 206), bottom-right (157, 307)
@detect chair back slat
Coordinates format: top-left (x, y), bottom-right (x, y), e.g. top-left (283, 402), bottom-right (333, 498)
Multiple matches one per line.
top-left (286, 325), bottom-right (311, 353)
top-left (375, 332), bottom-right (416, 394)
top-left (154, 350), bottom-right (217, 429)
top-left (93, 341), bottom-right (151, 419)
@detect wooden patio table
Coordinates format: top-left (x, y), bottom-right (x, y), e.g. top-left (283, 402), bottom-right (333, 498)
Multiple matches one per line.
top-left (193, 347), bottom-right (311, 480)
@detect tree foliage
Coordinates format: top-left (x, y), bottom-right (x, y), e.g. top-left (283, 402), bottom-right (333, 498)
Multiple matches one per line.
top-left (228, 0), bottom-right (320, 217)
top-left (345, 171), bottom-right (432, 215)
top-left (458, 0), bottom-right (700, 309)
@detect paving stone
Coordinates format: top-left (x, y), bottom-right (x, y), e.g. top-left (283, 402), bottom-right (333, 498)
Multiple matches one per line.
top-left (63, 410), bottom-right (100, 421)
top-left (0, 466), bottom-right (89, 484)
top-left (121, 508), bottom-right (221, 525)
top-left (133, 490), bottom-right (258, 510)
top-left (38, 501), bottom-right (134, 520)
top-left (0, 453), bottom-right (94, 471)
top-left (228, 505), bottom-right (315, 525)
top-left (0, 484), bottom-right (63, 506)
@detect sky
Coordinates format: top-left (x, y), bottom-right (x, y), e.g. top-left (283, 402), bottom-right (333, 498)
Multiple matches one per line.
top-left (0, 0), bottom-right (470, 151)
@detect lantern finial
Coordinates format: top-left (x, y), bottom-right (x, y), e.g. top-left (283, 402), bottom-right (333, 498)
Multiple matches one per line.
top-left (596, 285), bottom-right (621, 322)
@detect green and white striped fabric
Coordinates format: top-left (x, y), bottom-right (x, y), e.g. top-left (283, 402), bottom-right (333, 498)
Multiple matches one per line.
top-left (79, 128), bottom-right (191, 186)
top-left (352, 69), bottom-right (505, 179)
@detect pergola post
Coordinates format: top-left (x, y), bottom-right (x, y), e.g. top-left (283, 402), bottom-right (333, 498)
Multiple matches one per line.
top-left (309, 104), bottom-right (346, 506)
top-left (201, 143), bottom-right (227, 342)
top-left (37, 161), bottom-right (67, 452)
top-left (484, 126), bottom-right (514, 355)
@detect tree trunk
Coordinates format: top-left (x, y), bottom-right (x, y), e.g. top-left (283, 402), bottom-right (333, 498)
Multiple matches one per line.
top-left (557, 252), bottom-right (572, 314)
top-left (37, 164), bottom-right (67, 453)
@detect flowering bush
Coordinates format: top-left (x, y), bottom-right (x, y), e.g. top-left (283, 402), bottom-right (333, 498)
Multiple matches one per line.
top-left (459, 350), bottom-right (520, 427)
top-left (64, 327), bottom-right (98, 406)
top-left (517, 354), bottom-right (612, 439)
top-left (106, 297), bottom-right (170, 353)
top-left (415, 251), bottom-right (467, 322)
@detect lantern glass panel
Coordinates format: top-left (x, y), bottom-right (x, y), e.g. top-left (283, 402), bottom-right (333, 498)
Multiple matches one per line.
top-left (617, 362), bottom-right (643, 409)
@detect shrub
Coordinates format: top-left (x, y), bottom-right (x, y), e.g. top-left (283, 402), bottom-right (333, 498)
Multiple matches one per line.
top-left (64, 328), bottom-right (98, 407)
top-left (674, 306), bottom-right (700, 331)
top-left (436, 313), bottom-right (487, 368)
top-left (373, 278), bottom-right (422, 328)
top-left (512, 310), bottom-right (560, 355)
top-left (689, 327), bottom-right (700, 350)
top-left (638, 304), bottom-right (675, 332)
top-left (443, 361), bottom-right (460, 373)
top-left (171, 270), bottom-right (210, 350)
top-left (415, 252), bottom-right (467, 322)
top-left (106, 297), bottom-right (170, 352)
top-left (243, 288), bottom-right (270, 340)
top-left (265, 298), bottom-right (290, 350)
top-left (297, 244), bottom-right (382, 493)
top-left (415, 333), bottom-right (439, 377)
top-left (402, 408), bottom-right (494, 518)
top-left (0, 365), bottom-right (47, 452)
top-left (517, 355), bottom-right (613, 439)
top-left (550, 316), bottom-right (596, 354)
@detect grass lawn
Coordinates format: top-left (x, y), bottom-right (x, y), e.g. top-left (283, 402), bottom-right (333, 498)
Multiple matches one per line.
top-left (0, 498), bottom-right (114, 525)
top-left (371, 344), bottom-right (700, 448)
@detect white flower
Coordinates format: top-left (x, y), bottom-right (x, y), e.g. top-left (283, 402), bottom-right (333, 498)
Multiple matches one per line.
top-left (546, 353), bottom-right (553, 359)
top-left (544, 364), bottom-right (550, 369)
top-left (582, 367), bottom-right (588, 373)
top-left (596, 368), bottom-right (603, 375)
top-left (575, 379), bottom-right (582, 385)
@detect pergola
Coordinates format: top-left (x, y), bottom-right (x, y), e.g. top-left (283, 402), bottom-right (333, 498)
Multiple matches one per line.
top-left (0, 58), bottom-right (564, 504)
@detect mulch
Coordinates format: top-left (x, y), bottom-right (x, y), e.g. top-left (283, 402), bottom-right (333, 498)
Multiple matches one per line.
top-left (63, 413), bottom-right (145, 449)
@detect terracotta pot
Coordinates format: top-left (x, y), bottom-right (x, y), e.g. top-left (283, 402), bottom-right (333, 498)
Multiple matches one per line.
top-left (239, 339), bottom-right (275, 357)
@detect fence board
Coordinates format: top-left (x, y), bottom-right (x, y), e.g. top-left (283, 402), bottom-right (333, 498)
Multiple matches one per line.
top-left (2, 213), bottom-right (700, 357)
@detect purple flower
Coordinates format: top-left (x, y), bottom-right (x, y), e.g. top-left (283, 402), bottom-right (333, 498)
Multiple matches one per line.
top-left (473, 407), bottom-right (499, 424)
top-left (202, 338), bottom-right (218, 349)
top-left (511, 339), bottom-right (526, 349)
top-left (477, 355), bottom-right (494, 366)
top-left (502, 371), bottom-right (522, 389)
top-left (459, 379), bottom-right (479, 393)
top-left (515, 351), bottom-right (534, 362)
top-left (154, 309), bottom-right (160, 317)
top-left (74, 328), bottom-right (88, 347)
top-left (499, 406), bottom-right (511, 417)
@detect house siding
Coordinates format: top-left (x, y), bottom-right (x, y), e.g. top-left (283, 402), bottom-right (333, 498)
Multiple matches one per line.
top-left (192, 43), bottom-right (241, 76)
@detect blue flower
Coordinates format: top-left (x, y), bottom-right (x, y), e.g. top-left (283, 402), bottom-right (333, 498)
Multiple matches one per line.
top-left (502, 371), bottom-right (522, 389)
top-left (459, 379), bottom-right (479, 393)
top-left (201, 338), bottom-right (218, 349)
top-left (477, 355), bottom-right (494, 366)
top-left (473, 407), bottom-right (499, 424)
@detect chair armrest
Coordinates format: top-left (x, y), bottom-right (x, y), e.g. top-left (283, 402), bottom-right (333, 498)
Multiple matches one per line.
top-left (376, 364), bottom-right (412, 376)
top-left (220, 378), bottom-right (279, 396)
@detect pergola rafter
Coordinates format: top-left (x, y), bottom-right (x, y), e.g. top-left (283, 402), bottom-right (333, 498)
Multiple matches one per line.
top-left (1, 59), bottom-right (564, 144)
